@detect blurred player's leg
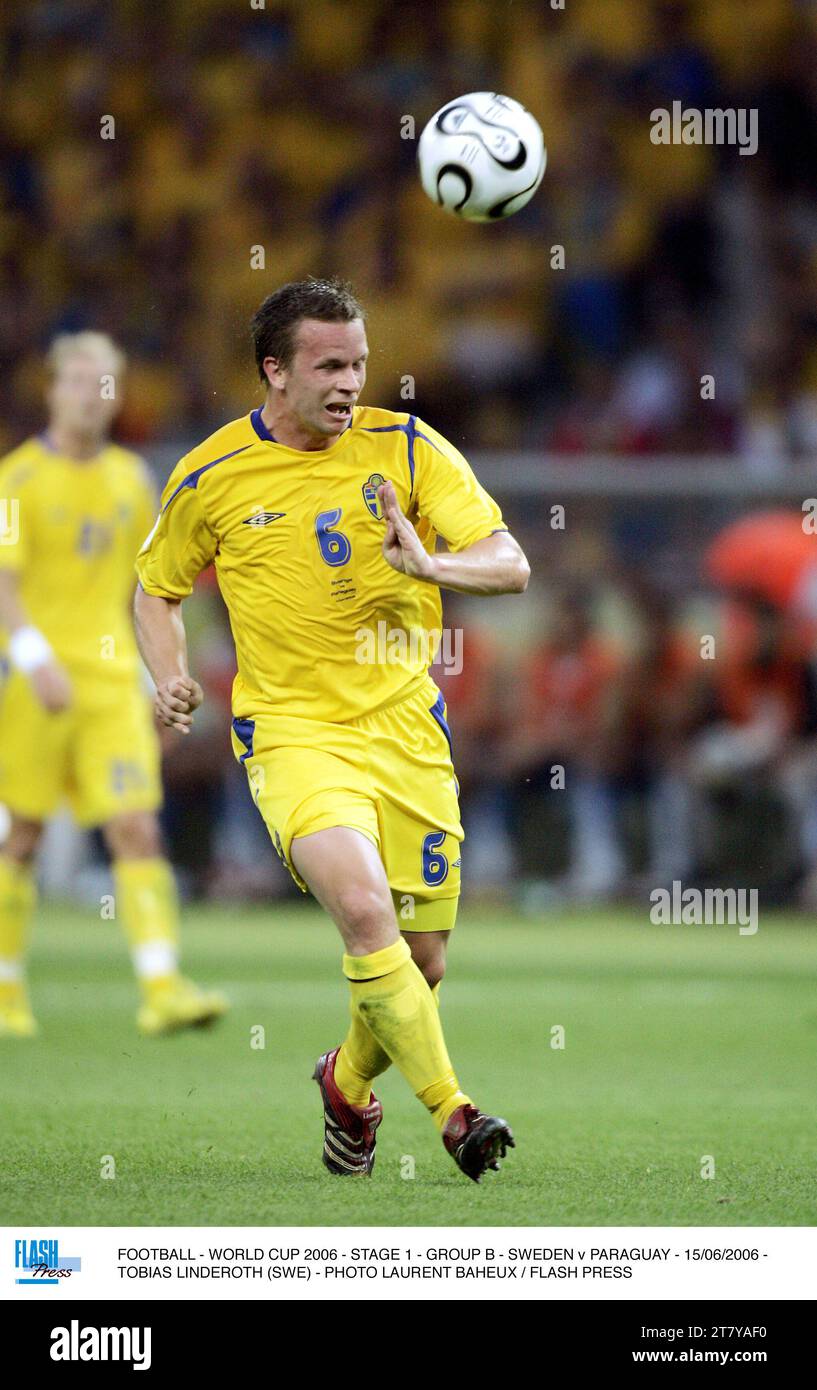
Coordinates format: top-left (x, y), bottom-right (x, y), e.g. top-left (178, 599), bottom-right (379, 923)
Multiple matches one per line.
top-left (0, 816), bottom-right (41, 1037)
top-left (0, 674), bottom-right (71, 1036)
top-left (104, 811), bottom-right (227, 1035)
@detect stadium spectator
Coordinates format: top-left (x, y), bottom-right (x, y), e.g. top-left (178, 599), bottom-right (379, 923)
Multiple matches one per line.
top-left (504, 588), bottom-right (627, 900)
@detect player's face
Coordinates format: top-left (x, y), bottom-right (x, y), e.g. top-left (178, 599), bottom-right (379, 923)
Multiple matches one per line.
top-left (47, 352), bottom-right (121, 442)
top-left (280, 318), bottom-right (368, 440)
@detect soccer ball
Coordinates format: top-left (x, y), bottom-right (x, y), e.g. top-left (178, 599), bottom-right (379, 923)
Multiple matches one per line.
top-left (417, 92), bottom-right (546, 222)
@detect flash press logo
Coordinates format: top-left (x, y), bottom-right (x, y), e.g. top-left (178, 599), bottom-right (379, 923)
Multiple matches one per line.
top-left (50, 1321), bottom-right (152, 1372)
top-left (14, 1237), bottom-right (81, 1285)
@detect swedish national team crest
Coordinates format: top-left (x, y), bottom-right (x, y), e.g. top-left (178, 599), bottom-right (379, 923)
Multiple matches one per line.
top-left (362, 473), bottom-right (387, 520)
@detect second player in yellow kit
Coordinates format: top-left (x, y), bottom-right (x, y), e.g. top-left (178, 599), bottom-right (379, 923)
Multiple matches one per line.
top-left (0, 435), bottom-right (162, 826)
top-left (0, 332), bottom-right (227, 1038)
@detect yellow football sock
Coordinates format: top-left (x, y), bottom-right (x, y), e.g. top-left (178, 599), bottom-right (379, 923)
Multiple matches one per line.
top-left (113, 857), bottom-right (180, 996)
top-left (343, 938), bottom-right (469, 1132)
top-left (0, 856), bottom-right (36, 995)
top-left (335, 1012), bottom-right (392, 1107)
top-left (334, 975), bottom-right (442, 1106)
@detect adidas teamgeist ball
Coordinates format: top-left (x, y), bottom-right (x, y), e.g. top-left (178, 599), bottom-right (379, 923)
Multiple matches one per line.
top-left (417, 91), bottom-right (546, 222)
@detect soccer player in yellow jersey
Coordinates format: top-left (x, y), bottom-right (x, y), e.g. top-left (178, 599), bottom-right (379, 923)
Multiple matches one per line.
top-left (134, 279), bottom-right (530, 1182)
top-left (0, 332), bottom-right (227, 1037)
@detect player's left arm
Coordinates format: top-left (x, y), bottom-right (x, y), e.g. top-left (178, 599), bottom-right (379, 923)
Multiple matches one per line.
top-left (378, 421), bottom-right (529, 594)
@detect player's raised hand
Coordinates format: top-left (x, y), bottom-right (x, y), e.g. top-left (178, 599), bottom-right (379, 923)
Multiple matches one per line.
top-left (31, 660), bottom-right (73, 714)
top-left (155, 674), bottom-right (203, 734)
top-left (378, 480), bottom-right (434, 581)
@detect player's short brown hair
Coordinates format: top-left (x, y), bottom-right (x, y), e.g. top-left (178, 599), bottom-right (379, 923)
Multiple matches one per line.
top-left (251, 277), bottom-right (365, 380)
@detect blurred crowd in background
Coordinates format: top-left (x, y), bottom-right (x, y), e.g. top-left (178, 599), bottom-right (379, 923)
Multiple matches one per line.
top-left (3, 0), bottom-right (817, 907)
top-left (2, 0), bottom-right (817, 463)
top-left (135, 500), bottom-right (817, 911)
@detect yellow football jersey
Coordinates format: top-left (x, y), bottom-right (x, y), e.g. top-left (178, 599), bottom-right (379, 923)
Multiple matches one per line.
top-left (0, 436), bottom-right (156, 689)
top-left (136, 406), bottom-right (506, 723)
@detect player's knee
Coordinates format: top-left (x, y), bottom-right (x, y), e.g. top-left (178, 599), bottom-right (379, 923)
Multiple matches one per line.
top-left (404, 927), bottom-right (449, 988)
top-left (423, 955), bottom-right (447, 989)
top-left (334, 883), bottom-right (395, 953)
top-left (412, 947), bottom-right (446, 990)
top-left (103, 812), bottom-right (161, 859)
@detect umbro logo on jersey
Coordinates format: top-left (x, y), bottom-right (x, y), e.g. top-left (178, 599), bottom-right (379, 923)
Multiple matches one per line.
top-left (243, 510), bottom-right (286, 526)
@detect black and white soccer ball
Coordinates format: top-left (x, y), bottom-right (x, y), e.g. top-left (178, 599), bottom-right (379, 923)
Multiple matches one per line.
top-left (417, 91), bottom-right (546, 222)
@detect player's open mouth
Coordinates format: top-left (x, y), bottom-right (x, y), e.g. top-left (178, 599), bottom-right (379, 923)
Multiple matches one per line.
top-left (325, 402), bottom-right (353, 417)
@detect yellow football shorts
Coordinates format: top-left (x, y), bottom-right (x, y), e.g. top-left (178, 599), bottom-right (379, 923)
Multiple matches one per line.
top-left (230, 674), bottom-right (463, 925)
top-left (0, 666), bottom-right (162, 828)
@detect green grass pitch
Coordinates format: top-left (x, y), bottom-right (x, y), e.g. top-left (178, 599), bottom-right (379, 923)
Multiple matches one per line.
top-left (1, 901), bottom-right (815, 1226)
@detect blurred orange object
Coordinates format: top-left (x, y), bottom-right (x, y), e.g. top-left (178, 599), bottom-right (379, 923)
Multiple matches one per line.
top-left (705, 511), bottom-right (817, 612)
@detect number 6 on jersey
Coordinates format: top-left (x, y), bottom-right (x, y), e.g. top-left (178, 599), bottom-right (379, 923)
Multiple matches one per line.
top-left (315, 509), bottom-right (351, 567)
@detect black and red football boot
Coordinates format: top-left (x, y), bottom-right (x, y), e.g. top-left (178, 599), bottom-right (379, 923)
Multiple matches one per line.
top-left (312, 1047), bottom-right (382, 1176)
top-left (442, 1104), bottom-right (515, 1183)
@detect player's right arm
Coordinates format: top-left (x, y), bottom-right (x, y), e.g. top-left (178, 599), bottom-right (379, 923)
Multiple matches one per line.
top-left (133, 458), bottom-right (219, 735)
top-left (0, 456), bottom-right (72, 712)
